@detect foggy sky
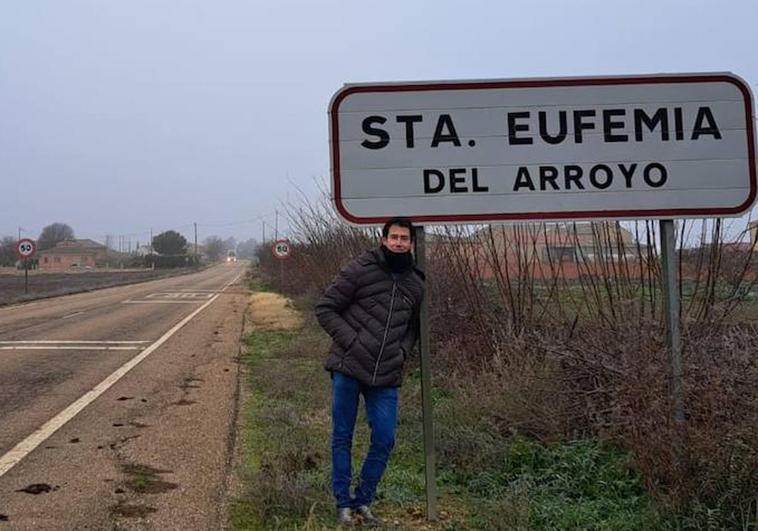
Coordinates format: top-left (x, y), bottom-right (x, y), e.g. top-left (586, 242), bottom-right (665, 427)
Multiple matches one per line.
top-left (1, 0), bottom-right (757, 245)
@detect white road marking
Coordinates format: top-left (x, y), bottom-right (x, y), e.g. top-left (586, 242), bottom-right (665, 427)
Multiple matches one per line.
top-left (156, 289), bottom-right (219, 293)
top-left (0, 340), bottom-right (150, 344)
top-left (0, 271), bottom-right (243, 478)
top-left (0, 346), bottom-right (143, 351)
top-left (123, 291), bottom-right (219, 304)
top-left (61, 311), bottom-right (86, 320)
top-left (122, 300), bottom-right (205, 304)
top-left (145, 292), bottom-right (213, 299)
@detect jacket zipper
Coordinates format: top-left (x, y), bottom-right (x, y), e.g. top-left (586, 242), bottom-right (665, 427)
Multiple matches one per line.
top-left (371, 281), bottom-right (397, 385)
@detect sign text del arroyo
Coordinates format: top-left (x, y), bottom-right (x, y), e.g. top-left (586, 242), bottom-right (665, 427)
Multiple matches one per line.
top-left (329, 74), bottom-right (756, 223)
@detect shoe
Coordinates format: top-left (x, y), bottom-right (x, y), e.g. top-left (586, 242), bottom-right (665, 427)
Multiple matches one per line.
top-left (356, 505), bottom-right (381, 527)
top-left (336, 507), bottom-right (354, 527)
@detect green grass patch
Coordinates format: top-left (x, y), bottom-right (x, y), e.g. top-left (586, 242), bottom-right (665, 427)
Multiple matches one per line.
top-left (461, 437), bottom-right (662, 530)
top-left (231, 327), bottom-right (333, 529)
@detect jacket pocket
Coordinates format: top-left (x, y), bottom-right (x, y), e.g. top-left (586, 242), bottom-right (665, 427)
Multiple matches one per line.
top-left (343, 332), bottom-right (359, 358)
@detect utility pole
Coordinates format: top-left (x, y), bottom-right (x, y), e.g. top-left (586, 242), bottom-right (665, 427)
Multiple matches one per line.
top-left (194, 222), bottom-right (198, 265)
top-left (275, 210), bottom-right (279, 240)
top-left (262, 221), bottom-right (266, 244)
top-left (18, 227), bottom-right (21, 240)
top-left (105, 235), bottom-right (111, 269)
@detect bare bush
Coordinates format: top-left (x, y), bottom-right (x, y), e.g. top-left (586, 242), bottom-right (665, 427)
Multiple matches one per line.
top-left (427, 219), bottom-right (757, 523)
top-left (257, 186), bottom-right (376, 295)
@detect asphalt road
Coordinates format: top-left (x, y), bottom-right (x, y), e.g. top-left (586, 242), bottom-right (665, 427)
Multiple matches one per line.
top-left (0, 262), bottom-right (249, 530)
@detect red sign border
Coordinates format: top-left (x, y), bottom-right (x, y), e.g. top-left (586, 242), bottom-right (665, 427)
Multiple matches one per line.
top-left (271, 239), bottom-right (292, 260)
top-left (329, 73), bottom-right (757, 225)
top-left (15, 238), bottom-right (37, 260)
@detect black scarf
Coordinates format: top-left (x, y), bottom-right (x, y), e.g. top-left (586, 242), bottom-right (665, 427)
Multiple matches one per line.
top-left (381, 245), bottom-right (413, 273)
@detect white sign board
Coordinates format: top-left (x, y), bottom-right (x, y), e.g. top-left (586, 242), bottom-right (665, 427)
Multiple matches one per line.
top-left (329, 73), bottom-right (757, 224)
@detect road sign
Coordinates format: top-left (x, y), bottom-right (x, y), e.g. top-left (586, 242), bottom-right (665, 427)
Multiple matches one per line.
top-left (15, 238), bottom-right (36, 260)
top-left (329, 73), bottom-right (757, 225)
top-left (272, 239), bottom-right (291, 259)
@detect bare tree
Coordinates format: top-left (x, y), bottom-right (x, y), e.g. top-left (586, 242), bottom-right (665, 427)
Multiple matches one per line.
top-left (0, 236), bottom-right (17, 266)
top-left (38, 223), bottom-right (75, 250)
top-left (203, 236), bottom-right (227, 261)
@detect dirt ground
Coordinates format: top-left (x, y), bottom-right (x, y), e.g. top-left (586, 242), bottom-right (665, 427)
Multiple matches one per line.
top-left (0, 268), bottom-right (197, 306)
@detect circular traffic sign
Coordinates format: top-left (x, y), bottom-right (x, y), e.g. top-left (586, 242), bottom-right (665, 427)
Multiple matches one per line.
top-left (272, 239), bottom-right (291, 259)
top-left (15, 238), bottom-right (36, 260)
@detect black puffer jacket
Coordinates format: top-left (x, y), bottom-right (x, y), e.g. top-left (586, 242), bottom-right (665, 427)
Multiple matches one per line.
top-left (316, 247), bottom-right (425, 387)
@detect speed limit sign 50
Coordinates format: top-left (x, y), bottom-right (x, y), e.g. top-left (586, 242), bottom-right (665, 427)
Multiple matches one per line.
top-left (16, 238), bottom-right (37, 260)
top-left (272, 239), bottom-right (291, 259)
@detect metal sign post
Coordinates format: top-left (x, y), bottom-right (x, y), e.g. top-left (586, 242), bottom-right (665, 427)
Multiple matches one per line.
top-left (271, 239), bottom-right (291, 292)
top-left (659, 220), bottom-right (685, 453)
top-left (414, 226), bottom-right (437, 520)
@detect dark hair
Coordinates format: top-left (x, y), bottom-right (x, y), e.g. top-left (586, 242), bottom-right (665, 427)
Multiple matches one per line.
top-left (382, 217), bottom-right (415, 240)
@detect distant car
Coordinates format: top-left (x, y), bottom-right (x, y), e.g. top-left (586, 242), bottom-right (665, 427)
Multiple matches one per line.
top-left (226, 250), bottom-right (237, 263)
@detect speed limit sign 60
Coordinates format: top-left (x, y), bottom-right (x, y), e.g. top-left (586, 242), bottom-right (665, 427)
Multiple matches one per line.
top-left (16, 238), bottom-right (37, 260)
top-left (272, 239), bottom-right (291, 259)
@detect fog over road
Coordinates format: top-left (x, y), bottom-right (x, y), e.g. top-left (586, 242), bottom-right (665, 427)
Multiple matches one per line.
top-left (0, 262), bottom-right (248, 529)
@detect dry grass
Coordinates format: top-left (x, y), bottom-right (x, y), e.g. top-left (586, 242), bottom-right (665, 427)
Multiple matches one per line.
top-left (248, 292), bottom-right (303, 331)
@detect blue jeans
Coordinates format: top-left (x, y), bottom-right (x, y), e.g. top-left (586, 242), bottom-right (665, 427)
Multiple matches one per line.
top-left (331, 371), bottom-right (399, 509)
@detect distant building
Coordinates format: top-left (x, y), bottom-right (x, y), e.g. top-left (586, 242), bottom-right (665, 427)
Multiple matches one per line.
top-left (37, 239), bottom-right (109, 271)
top-left (473, 221), bottom-right (635, 257)
top-left (429, 222), bottom-right (641, 280)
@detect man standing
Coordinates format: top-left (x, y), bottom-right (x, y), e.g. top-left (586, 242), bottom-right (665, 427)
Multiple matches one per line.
top-left (316, 217), bottom-right (425, 527)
